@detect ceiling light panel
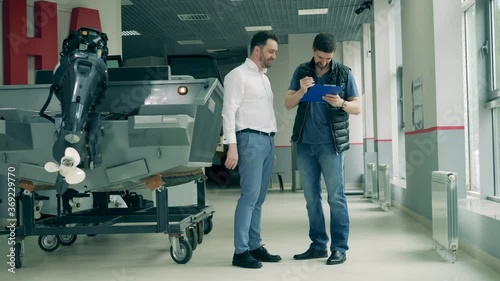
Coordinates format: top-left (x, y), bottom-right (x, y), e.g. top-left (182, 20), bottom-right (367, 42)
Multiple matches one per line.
top-left (177, 40), bottom-right (204, 45)
top-left (178, 14), bottom-right (210, 21)
top-left (244, 26), bottom-right (273, 32)
top-left (122, 30), bottom-right (141, 36)
top-left (207, 49), bottom-right (229, 53)
top-left (298, 8), bottom-right (328, 16)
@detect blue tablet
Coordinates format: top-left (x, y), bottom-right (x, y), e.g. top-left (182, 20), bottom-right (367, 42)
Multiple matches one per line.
top-left (300, 84), bottom-right (345, 103)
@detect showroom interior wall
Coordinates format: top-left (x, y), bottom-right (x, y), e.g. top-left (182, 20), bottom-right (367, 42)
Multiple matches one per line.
top-left (342, 40), bottom-right (364, 185)
top-left (371, 0), bottom-right (397, 173)
top-left (395, 0), bottom-right (434, 213)
top-left (394, 0), bottom-right (500, 268)
top-left (53, 0), bottom-right (122, 58)
top-left (263, 43), bottom-right (294, 186)
top-left (0, 0), bottom-right (122, 85)
top-left (362, 23), bottom-right (376, 172)
top-left (398, 0), bottom-right (465, 219)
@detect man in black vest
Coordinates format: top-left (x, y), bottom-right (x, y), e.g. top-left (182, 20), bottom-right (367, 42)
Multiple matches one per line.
top-left (285, 33), bottom-right (361, 265)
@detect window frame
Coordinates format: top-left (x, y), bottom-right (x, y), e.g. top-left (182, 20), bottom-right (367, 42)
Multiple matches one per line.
top-left (487, 0), bottom-right (500, 198)
top-left (463, 2), bottom-right (481, 196)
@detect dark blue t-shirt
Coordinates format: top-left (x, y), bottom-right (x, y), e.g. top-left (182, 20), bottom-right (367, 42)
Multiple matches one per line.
top-left (288, 64), bottom-right (359, 144)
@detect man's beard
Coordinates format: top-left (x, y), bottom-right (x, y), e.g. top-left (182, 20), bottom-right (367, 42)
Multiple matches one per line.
top-left (260, 51), bottom-right (273, 68)
top-left (263, 59), bottom-right (272, 68)
top-left (316, 62), bottom-right (328, 70)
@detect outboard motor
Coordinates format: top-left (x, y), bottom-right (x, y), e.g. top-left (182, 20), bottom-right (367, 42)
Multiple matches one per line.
top-left (40, 27), bottom-right (108, 187)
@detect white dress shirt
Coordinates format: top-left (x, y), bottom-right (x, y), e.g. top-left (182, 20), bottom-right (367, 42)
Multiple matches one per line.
top-left (222, 58), bottom-right (277, 144)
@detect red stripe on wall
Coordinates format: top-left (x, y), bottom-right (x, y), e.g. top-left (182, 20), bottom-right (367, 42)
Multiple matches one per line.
top-left (375, 139), bottom-right (392, 142)
top-left (350, 142), bottom-right (364, 145)
top-left (405, 126), bottom-right (465, 136)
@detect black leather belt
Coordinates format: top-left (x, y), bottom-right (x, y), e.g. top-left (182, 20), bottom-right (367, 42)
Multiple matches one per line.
top-left (237, 128), bottom-right (275, 137)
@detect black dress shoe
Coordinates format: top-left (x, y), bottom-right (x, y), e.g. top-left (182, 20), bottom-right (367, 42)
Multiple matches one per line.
top-left (326, 250), bottom-right (346, 265)
top-left (232, 251), bottom-right (262, 268)
top-left (250, 246), bottom-right (282, 262)
top-left (293, 248), bottom-right (328, 260)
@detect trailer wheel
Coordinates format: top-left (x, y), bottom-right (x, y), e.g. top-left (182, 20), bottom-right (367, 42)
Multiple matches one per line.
top-left (85, 223), bottom-right (98, 237)
top-left (14, 242), bottom-right (22, 268)
top-left (59, 234), bottom-right (77, 246)
top-left (203, 216), bottom-right (213, 234)
top-left (170, 238), bottom-right (193, 264)
top-left (186, 227), bottom-right (198, 251)
top-left (197, 221), bottom-right (204, 244)
top-left (38, 235), bottom-right (60, 252)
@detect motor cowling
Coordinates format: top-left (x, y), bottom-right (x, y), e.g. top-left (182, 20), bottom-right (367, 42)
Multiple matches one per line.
top-left (51, 27), bottom-right (108, 169)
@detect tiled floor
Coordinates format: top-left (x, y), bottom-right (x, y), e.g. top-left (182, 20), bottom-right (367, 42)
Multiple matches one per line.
top-left (1, 188), bottom-right (500, 281)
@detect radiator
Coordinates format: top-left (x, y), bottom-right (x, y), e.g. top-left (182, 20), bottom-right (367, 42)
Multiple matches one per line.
top-left (431, 171), bottom-right (458, 262)
top-left (377, 164), bottom-right (391, 211)
top-left (365, 163), bottom-right (377, 199)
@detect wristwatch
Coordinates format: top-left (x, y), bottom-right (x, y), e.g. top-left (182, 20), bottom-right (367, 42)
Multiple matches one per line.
top-left (341, 100), bottom-right (348, 109)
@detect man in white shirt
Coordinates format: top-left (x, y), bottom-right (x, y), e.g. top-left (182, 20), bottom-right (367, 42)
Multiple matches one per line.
top-left (222, 31), bottom-right (281, 269)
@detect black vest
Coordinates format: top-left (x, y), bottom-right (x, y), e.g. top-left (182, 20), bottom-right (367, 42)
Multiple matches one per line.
top-left (291, 59), bottom-right (351, 152)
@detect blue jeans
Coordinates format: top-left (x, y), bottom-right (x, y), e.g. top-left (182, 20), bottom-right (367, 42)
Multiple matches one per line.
top-left (234, 132), bottom-right (275, 254)
top-left (297, 143), bottom-right (349, 253)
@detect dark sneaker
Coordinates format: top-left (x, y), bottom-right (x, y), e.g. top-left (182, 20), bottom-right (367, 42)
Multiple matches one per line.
top-left (326, 250), bottom-right (346, 265)
top-left (250, 246), bottom-right (282, 262)
top-left (293, 248), bottom-right (328, 260)
top-left (232, 250), bottom-right (263, 269)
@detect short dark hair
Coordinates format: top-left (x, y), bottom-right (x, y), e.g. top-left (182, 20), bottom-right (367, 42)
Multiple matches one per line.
top-left (250, 31), bottom-right (279, 52)
top-left (313, 33), bottom-right (337, 53)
